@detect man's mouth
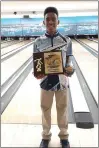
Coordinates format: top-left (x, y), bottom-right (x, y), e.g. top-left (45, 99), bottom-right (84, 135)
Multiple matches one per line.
top-left (48, 25), bottom-right (54, 28)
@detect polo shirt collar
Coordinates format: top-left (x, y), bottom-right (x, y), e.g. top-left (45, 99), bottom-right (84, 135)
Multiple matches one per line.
top-left (45, 31), bottom-right (59, 37)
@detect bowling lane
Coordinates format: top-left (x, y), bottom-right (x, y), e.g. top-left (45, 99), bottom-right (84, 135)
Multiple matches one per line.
top-left (1, 70), bottom-right (58, 124)
top-left (93, 38), bottom-right (98, 41)
top-left (1, 40), bottom-right (31, 56)
top-left (1, 67), bottom-right (74, 124)
top-left (1, 40), bottom-right (12, 44)
top-left (1, 40), bottom-right (21, 49)
top-left (80, 39), bottom-right (98, 51)
top-left (1, 44), bottom-right (33, 85)
top-left (72, 39), bottom-right (98, 104)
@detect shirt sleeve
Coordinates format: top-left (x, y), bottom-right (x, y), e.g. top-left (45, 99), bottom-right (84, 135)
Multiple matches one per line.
top-left (33, 41), bottom-right (37, 53)
top-left (66, 37), bottom-right (72, 56)
top-left (33, 37), bottom-right (41, 53)
top-left (33, 40), bottom-right (38, 72)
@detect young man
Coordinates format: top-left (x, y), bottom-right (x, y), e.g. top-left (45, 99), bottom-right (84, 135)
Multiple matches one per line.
top-left (33, 7), bottom-right (74, 148)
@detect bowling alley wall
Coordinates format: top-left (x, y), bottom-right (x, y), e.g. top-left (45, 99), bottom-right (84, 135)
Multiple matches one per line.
top-left (1, 15), bottom-right (98, 38)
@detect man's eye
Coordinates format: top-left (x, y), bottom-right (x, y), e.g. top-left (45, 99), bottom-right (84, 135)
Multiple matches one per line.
top-left (46, 18), bottom-right (56, 21)
top-left (46, 18), bottom-right (50, 21)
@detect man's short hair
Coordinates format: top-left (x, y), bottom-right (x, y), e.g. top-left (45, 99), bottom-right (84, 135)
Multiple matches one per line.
top-left (44, 7), bottom-right (58, 17)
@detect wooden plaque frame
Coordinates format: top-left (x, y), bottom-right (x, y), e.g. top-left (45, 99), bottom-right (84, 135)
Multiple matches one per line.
top-left (33, 50), bottom-right (64, 77)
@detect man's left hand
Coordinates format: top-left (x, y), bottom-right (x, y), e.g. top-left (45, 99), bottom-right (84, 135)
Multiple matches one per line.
top-left (64, 66), bottom-right (75, 77)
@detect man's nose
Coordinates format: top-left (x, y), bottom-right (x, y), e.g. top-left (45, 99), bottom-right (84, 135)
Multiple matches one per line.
top-left (49, 20), bottom-right (53, 24)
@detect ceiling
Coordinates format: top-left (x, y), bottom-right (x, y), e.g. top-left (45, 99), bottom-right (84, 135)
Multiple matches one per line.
top-left (1, 1), bottom-right (98, 17)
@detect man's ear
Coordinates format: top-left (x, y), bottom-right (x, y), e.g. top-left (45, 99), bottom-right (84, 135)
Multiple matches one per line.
top-left (58, 20), bottom-right (60, 25)
top-left (43, 20), bottom-right (45, 25)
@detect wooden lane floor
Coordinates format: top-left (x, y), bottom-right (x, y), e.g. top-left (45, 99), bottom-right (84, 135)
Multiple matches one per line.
top-left (1, 70), bottom-right (98, 147)
top-left (1, 70), bottom-right (74, 124)
top-left (1, 40), bottom-right (21, 49)
top-left (1, 39), bottom-right (98, 147)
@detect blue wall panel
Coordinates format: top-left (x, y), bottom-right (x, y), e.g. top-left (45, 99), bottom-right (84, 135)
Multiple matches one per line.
top-left (1, 16), bottom-right (98, 36)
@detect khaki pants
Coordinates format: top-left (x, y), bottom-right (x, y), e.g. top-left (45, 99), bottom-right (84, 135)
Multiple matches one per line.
top-left (40, 88), bottom-right (69, 140)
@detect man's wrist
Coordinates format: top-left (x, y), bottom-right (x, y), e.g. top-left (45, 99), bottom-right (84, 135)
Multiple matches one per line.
top-left (66, 62), bottom-right (72, 67)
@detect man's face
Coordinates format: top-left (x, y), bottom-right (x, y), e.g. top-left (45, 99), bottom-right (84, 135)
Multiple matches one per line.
top-left (43, 12), bottom-right (59, 35)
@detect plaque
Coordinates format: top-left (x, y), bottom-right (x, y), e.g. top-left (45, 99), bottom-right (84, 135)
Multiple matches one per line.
top-left (33, 50), bottom-right (64, 77)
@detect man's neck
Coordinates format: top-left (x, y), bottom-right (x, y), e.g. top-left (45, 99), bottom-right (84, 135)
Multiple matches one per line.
top-left (46, 31), bottom-right (57, 36)
top-left (45, 31), bottom-right (58, 37)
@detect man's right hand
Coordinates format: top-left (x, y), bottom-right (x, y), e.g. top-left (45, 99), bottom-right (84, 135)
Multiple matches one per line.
top-left (34, 74), bottom-right (45, 79)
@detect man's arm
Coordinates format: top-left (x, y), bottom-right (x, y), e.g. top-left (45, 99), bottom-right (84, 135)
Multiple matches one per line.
top-left (66, 55), bottom-right (72, 67)
top-left (64, 38), bottom-right (75, 76)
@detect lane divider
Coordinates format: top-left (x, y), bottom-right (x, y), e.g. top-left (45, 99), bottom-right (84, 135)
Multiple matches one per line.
top-left (1, 40), bottom-right (31, 57)
top-left (70, 56), bottom-right (98, 128)
top-left (1, 60), bottom-right (32, 114)
top-left (75, 38), bottom-right (98, 58)
top-left (1, 56), bottom-right (32, 95)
